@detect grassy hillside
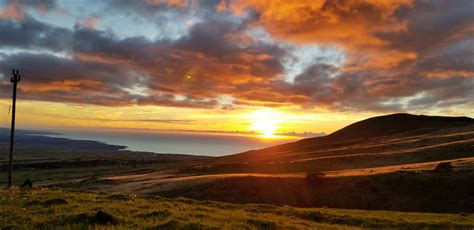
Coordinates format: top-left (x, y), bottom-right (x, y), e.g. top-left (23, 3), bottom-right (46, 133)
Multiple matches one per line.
top-left (1, 188), bottom-right (473, 229)
top-left (156, 169), bottom-right (474, 213)
top-left (318, 113), bottom-right (474, 143)
top-left (1, 113), bottom-right (473, 220)
top-left (0, 129), bottom-right (210, 186)
top-left (202, 114), bottom-right (474, 174)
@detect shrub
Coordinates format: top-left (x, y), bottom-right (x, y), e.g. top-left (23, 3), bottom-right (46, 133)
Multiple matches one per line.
top-left (246, 219), bottom-right (277, 230)
top-left (134, 210), bottom-right (172, 219)
top-left (305, 171), bottom-right (325, 184)
top-left (27, 198), bottom-right (68, 206)
top-left (63, 211), bottom-right (119, 225)
top-left (106, 194), bottom-right (130, 201)
top-left (434, 162), bottom-right (453, 171)
top-left (150, 220), bottom-right (181, 229)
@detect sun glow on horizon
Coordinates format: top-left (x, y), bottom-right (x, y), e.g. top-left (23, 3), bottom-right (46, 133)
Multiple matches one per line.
top-left (248, 109), bottom-right (282, 138)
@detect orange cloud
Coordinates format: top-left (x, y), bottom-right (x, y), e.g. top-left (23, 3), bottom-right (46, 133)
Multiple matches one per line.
top-left (221, 0), bottom-right (414, 69)
top-left (224, 0), bottom-right (411, 45)
top-left (344, 50), bottom-right (418, 71)
top-left (74, 52), bottom-right (132, 65)
top-left (215, 0), bottom-right (227, 13)
top-left (77, 17), bottom-right (99, 30)
top-left (1, 1), bottom-right (472, 113)
top-left (20, 80), bottom-right (104, 93)
top-left (0, 2), bottom-right (25, 21)
top-left (424, 70), bottom-right (474, 79)
top-left (146, 0), bottom-right (189, 8)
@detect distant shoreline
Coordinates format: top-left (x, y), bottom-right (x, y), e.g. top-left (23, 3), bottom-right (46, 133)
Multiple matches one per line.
top-left (21, 129), bottom-right (302, 156)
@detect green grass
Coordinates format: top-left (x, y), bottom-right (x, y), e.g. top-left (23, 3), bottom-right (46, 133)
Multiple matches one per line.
top-left (0, 188), bottom-right (473, 229)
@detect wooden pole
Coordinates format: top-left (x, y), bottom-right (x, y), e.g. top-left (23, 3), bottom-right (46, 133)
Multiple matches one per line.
top-left (8, 69), bottom-right (20, 188)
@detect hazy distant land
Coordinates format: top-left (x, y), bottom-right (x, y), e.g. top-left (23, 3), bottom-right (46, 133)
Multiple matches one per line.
top-left (39, 129), bottom-right (304, 156)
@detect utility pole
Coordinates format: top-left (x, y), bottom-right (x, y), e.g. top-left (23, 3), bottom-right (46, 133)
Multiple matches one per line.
top-left (7, 69), bottom-right (20, 188)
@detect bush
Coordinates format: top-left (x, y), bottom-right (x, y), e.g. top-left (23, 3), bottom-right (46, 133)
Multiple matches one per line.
top-left (305, 172), bottom-right (326, 184)
top-left (150, 220), bottom-right (181, 230)
top-left (246, 219), bottom-right (277, 230)
top-left (134, 210), bottom-right (172, 219)
top-left (27, 198), bottom-right (68, 206)
top-left (63, 211), bottom-right (119, 225)
top-left (434, 162), bottom-right (453, 171)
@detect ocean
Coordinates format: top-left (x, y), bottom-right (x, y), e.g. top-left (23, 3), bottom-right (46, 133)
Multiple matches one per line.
top-left (45, 129), bottom-right (302, 156)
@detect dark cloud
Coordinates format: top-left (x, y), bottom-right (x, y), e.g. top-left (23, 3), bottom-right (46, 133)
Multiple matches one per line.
top-left (385, 0), bottom-right (474, 53)
top-left (35, 113), bottom-right (198, 124)
top-left (0, 12), bottom-right (284, 109)
top-left (0, 0), bottom-right (473, 113)
top-left (11, 0), bottom-right (57, 10)
top-left (416, 38), bottom-right (474, 74)
top-left (0, 52), bottom-right (131, 106)
top-left (0, 0), bottom-right (57, 21)
top-left (104, 0), bottom-right (219, 15)
top-left (71, 15), bottom-right (285, 101)
top-left (0, 16), bottom-right (71, 51)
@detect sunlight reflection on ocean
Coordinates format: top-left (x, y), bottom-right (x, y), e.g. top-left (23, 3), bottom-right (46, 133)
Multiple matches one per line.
top-left (44, 129), bottom-right (302, 156)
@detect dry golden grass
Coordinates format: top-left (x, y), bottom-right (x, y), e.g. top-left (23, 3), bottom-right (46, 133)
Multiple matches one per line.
top-left (1, 188), bottom-right (473, 229)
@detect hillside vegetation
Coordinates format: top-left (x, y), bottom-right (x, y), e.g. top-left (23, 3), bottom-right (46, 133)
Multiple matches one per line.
top-left (204, 113), bottom-right (474, 173)
top-left (0, 129), bottom-right (209, 186)
top-left (2, 113), bottom-right (474, 217)
top-left (1, 188), bottom-right (473, 229)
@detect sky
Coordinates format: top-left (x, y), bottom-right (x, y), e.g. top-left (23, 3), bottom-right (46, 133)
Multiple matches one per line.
top-left (0, 0), bottom-right (473, 136)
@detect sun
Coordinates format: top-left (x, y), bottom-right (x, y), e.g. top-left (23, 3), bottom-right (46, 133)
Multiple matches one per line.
top-left (253, 118), bottom-right (276, 137)
top-left (248, 110), bottom-right (281, 138)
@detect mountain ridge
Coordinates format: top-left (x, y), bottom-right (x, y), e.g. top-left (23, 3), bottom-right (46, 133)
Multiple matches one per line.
top-left (213, 113), bottom-right (474, 164)
top-left (317, 113), bottom-right (474, 143)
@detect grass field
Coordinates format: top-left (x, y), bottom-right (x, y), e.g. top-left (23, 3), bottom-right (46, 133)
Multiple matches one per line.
top-left (1, 188), bottom-right (473, 229)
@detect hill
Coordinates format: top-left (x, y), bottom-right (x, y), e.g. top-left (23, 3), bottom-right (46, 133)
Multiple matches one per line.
top-left (47, 113), bottom-right (474, 213)
top-left (203, 113), bottom-right (474, 172)
top-left (1, 188), bottom-right (473, 229)
top-left (318, 113), bottom-right (474, 143)
top-left (4, 113), bottom-right (474, 214)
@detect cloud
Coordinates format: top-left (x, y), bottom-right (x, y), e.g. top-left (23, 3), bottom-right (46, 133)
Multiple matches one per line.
top-left (104, 0), bottom-right (197, 16)
top-left (70, 16), bottom-right (285, 103)
top-left (0, 1), bottom-right (25, 21)
top-left (76, 17), bottom-right (99, 31)
top-left (224, 0), bottom-right (474, 112)
top-left (0, 0), bottom-right (472, 114)
top-left (0, 15), bottom-right (72, 52)
top-left (146, 0), bottom-right (189, 8)
top-left (222, 0), bottom-right (412, 47)
top-left (0, 0), bottom-right (57, 21)
top-left (37, 114), bottom-right (199, 124)
top-left (0, 12), bottom-right (284, 109)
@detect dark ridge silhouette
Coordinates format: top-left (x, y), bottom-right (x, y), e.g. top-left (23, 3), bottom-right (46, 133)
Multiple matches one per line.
top-left (214, 113), bottom-right (474, 163)
top-left (273, 113), bottom-right (474, 148)
top-left (316, 113), bottom-right (474, 143)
